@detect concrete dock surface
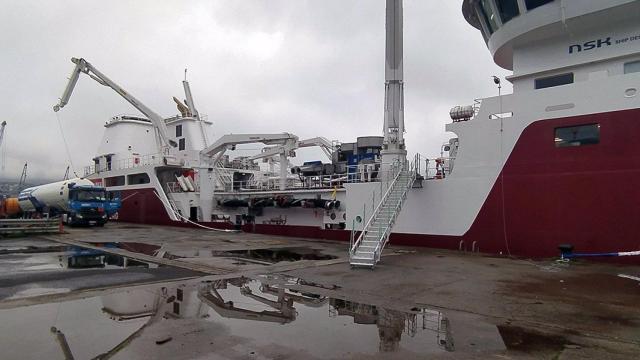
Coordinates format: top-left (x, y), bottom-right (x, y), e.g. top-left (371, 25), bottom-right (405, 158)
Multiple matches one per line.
top-left (0, 222), bottom-right (638, 359)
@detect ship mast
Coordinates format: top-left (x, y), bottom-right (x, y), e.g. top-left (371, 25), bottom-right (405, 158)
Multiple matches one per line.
top-left (381, 0), bottom-right (407, 165)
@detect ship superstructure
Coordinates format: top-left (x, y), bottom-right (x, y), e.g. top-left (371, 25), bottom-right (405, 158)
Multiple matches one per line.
top-left (54, 0), bottom-right (640, 265)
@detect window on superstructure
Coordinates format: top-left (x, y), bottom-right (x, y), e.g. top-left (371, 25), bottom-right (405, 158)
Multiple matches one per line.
top-left (179, 138), bottom-right (186, 151)
top-left (554, 124), bottom-right (600, 148)
top-left (496, 0), bottom-right (520, 23)
top-left (478, 0), bottom-right (499, 34)
top-left (534, 73), bottom-right (573, 89)
top-left (525, 0), bottom-right (553, 11)
top-left (624, 60), bottom-right (640, 74)
top-left (175, 124), bottom-right (182, 137)
top-left (127, 173), bottom-right (150, 185)
top-left (104, 175), bottom-right (125, 187)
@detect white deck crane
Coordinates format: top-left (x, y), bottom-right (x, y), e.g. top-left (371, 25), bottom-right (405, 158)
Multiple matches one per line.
top-left (381, 0), bottom-right (407, 167)
top-left (198, 133), bottom-right (299, 220)
top-left (53, 58), bottom-right (177, 155)
top-left (297, 137), bottom-right (335, 160)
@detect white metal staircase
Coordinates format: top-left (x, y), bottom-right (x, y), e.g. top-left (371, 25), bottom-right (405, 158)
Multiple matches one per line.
top-left (349, 160), bottom-right (416, 268)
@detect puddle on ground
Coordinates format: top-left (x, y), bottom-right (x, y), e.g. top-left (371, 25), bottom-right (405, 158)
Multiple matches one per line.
top-left (168, 247), bottom-right (338, 265)
top-left (0, 275), bottom-right (514, 359)
top-left (0, 245), bottom-right (153, 274)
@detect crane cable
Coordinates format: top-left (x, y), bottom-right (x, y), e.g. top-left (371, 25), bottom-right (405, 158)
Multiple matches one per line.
top-left (55, 112), bottom-right (79, 178)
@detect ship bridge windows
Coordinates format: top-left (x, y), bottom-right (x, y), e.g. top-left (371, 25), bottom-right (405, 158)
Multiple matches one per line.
top-left (554, 124), bottom-right (600, 148)
top-left (478, 0), bottom-right (499, 34)
top-left (624, 60), bottom-right (640, 74)
top-left (534, 73), bottom-right (574, 90)
top-left (496, 0), bottom-right (520, 23)
top-left (525, 0), bottom-right (554, 11)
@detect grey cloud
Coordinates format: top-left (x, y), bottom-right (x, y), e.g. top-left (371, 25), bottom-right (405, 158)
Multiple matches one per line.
top-left (0, 0), bottom-right (510, 182)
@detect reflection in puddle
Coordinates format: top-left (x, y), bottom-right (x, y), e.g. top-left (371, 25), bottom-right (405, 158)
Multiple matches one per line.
top-left (0, 244), bottom-right (153, 274)
top-left (168, 247), bottom-right (339, 264)
top-left (0, 276), bottom-right (462, 359)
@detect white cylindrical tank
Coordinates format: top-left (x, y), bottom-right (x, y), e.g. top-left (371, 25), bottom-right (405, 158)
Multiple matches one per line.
top-left (18, 178), bottom-right (95, 212)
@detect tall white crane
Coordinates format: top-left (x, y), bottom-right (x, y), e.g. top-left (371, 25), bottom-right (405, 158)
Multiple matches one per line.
top-left (53, 57), bottom-right (177, 155)
top-left (381, 0), bottom-right (407, 165)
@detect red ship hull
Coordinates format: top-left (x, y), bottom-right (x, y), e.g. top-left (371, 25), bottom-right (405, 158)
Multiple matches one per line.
top-left (112, 109), bottom-right (640, 263)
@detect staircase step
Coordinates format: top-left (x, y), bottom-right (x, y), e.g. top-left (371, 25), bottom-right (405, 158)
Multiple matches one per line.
top-left (352, 256), bottom-right (374, 262)
top-left (350, 262), bottom-right (374, 267)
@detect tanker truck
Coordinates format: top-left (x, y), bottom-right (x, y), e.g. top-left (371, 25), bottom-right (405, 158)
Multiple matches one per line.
top-left (15, 178), bottom-right (120, 226)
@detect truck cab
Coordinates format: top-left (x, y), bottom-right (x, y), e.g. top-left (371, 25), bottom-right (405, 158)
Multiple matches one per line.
top-left (67, 185), bottom-right (121, 226)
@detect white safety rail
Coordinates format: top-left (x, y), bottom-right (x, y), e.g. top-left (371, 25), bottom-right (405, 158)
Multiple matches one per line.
top-left (213, 164), bottom-right (396, 193)
top-left (349, 159), bottom-right (417, 268)
top-left (83, 153), bottom-right (166, 176)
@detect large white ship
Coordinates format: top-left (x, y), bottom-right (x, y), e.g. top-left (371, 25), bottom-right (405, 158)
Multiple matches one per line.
top-left (54, 0), bottom-right (640, 266)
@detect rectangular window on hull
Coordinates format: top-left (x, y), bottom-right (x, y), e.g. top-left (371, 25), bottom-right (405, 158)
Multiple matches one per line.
top-left (525, 0), bottom-right (554, 11)
top-left (176, 124), bottom-right (182, 137)
top-left (496, 0), bottom-right (520, 23)
top-left (555, 124), bottom-right (600, 148)
top-left (624, 60), bottom-right (640, 74)
top-left (179, 138), bottom-right (186, 151)
top-left (535, 73), bottom-right (573, 89)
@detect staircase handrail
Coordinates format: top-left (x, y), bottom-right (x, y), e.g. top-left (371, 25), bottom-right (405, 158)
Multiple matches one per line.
top-left (350, 161), bottom-right (405, 255)
top-left (373, 166), bottom-right (416, 262)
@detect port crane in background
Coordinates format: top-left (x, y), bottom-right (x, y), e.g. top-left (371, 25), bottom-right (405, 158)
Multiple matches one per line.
top-left (18, 163), bottom-right (27, 189)
top-left (0, 121), bottom-right (6, 171)
top-left (0, 121), bottom-right (6, 149)
top-left (53, 58), bottom-right (178, 156)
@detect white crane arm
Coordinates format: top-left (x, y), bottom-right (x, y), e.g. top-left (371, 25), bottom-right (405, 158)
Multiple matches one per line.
top-left (245, 141), bottom-right (297, 162)
top-left (298, 137), bottom-right (334, 159)
top-left (53, 58), bottom-right (176, 151)
top-left (200, 133), bottom-right (299, 163)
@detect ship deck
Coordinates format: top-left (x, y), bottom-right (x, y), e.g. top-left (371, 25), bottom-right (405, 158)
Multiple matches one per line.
top-left (0, 222), bottom-right (638, 359)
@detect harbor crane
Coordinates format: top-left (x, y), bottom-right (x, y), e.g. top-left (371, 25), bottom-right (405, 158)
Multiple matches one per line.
top-left (18, 163), bottom-right (27, 189)
top-left (53, 58), bottom-right (177, 155)
top-left (0, 121), bottom-right (6, 148)
top-left (0, 121), bottom-right (6, 170)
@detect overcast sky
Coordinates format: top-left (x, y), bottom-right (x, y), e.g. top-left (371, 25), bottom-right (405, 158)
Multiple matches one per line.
top-left (0, 0), bottom-right (511, 182)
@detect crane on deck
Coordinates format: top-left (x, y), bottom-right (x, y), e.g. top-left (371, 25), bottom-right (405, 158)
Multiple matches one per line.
top-left (53, 57), bottom-right (177, 156)
top-left (197, 133), bottom-right (300, 220)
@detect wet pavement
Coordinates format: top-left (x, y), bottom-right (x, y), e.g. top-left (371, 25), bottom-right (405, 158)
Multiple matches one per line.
top-left (0, 222), bottom-right (639, 359)
top-left (0, 275), bottom-right (504, 359)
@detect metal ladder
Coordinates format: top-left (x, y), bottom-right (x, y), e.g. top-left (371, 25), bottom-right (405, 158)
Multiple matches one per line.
top-left (349, 161), bottom-right (416, 268)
